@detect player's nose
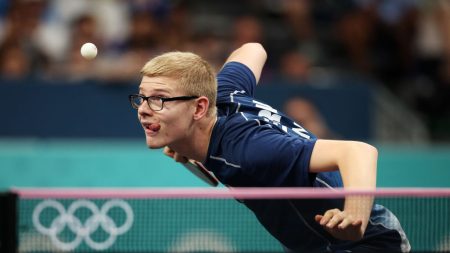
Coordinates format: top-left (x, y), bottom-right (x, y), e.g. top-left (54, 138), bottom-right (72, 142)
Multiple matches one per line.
top-left (137, 102), bottom-right (153, 117)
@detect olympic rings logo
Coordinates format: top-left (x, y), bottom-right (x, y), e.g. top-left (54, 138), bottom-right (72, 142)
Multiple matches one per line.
top-left (32, 199), bottom-right (134, 251)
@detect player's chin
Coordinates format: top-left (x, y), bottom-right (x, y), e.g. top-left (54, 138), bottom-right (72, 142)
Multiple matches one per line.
top-left (145, 138), bottom-right (166, 149)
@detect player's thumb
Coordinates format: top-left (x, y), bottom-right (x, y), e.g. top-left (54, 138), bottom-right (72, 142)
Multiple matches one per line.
top-left (163, 146), bottom-right (175, 158)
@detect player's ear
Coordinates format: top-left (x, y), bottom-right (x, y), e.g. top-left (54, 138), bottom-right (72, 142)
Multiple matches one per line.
top-left (193, 96), bottom-right (209, 120)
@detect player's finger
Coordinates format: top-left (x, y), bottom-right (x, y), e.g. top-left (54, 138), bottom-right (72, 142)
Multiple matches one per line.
top-left (326, 212), bottom-right (345, 228)
top-left (163, 146), bottom-right (175, 158)
top-left (337, 217), bottom-right (354, 229)
top-left (314, 215), bottom-right (323, 223)
top-left (174, 153), bottom-right (188, 163)
top-left (319, 209), bottom-right (339, 225)
top-left (352, 219), bottom-right (363, 226)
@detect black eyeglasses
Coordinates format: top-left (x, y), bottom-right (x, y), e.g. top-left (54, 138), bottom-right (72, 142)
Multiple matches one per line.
top-left (129, 94), bottom-right (199, 111)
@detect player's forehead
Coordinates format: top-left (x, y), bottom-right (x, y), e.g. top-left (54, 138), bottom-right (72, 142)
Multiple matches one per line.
top-left (139, 76), bottom-right (181, 95)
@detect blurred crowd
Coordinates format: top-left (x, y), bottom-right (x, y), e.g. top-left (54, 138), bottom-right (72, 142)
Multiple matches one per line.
top-left (0, 0), bottom-right (449, 140)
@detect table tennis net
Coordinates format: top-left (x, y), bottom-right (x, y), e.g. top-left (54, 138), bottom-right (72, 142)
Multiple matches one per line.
top-left (8, 188), bottom-right (450, 252)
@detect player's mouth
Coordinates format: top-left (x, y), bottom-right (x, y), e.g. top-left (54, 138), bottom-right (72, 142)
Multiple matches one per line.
top-left (142, 122), bottom-right (161, 136)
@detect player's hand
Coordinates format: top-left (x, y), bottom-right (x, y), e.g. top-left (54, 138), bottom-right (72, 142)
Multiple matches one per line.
top-left (163, 146), bottom-right (188, 163)
top-left (315, 208), bottom-right (364, 241)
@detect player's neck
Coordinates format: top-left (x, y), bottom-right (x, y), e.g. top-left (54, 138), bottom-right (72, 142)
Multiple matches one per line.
top-left (201, 115), bottom-right (217, 161)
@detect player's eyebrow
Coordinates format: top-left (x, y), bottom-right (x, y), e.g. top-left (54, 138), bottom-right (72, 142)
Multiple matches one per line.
top-left (140, 81), bottom-right (168, 85)
top-left (139, 83), bottom-right (173, 93)
top-left (138, 87), bottom-right (172, 94)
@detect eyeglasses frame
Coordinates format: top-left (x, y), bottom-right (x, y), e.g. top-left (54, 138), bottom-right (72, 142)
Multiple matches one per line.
top-left (129, 94), bottom-right (199, 111)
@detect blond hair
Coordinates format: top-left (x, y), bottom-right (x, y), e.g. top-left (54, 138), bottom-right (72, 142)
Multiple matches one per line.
top-left (141, 52), bottom-right (217, 116)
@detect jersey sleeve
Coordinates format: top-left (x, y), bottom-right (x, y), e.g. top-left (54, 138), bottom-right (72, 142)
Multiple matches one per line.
top-left (216, 62), bottom-right (256, 103)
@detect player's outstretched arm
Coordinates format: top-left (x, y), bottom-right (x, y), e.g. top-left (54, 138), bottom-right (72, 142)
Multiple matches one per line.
top-left (309, 139), bottom-right (377, 240)
top-left (224, 43), bottom-right (267, 83)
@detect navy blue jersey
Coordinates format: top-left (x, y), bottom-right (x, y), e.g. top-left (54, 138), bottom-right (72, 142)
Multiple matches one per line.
top-left (208, 62), bottom-right (342, 188)
top-left (204, 62), bottom-right (410, 252)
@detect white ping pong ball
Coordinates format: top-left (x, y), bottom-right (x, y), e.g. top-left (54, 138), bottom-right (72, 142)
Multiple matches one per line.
top-left (80, 42), bottom-right (97, 60)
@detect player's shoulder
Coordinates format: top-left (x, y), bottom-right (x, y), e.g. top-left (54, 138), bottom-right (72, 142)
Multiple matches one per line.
top-left (216, 113), bottom-right (258, 136)
top-left (212, 113), bottom-right (269, 151)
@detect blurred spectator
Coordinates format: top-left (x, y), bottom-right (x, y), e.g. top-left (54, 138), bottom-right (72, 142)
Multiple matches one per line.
top-left (273, 49), bottom-right (337, 88)
top-left (186, 33), bottom-right (227, 71)
top-left (181, 11), bottom-right (260, 71)
top-left (163, 1), bottom-right (190, 51)
top-left (230, 15), bottom-right (264, 49)
top-left (414, 0), bottom-right (450, 84)
top-left (2, 0), bottom-right (46, 42)
top-left (36, 0), bottom-right (129, 61)
top-left (355, 0), bottom-right (419, 84)
top-left (0, 0), bottom-right (50, 79)
top-left (227, 15), bottom-right (273, 73)
top-left (94, 9), bottom-right (165, 82)
top-left (126, 11), bottom-right (161, 52)
top-left (279, 0), bottom-right (323, 64)
top-left (410, 0), bottom-right (450, 140)
top-left (334, 2), bottom-right (376, 74)
top-left (283, 97), bottom-right (338, 139)
top-left (0, 0), bottom-right (448, 139)
top-left (281, 0), bottom-right (314, 42)
top-left (0, 40), bottom-right (30, 79)
top-left (278, 49), bottom-right (312, 84)
top-left (52, 13), bottom-right (102, 81)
